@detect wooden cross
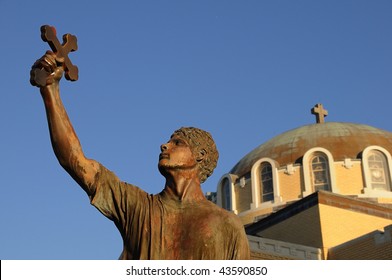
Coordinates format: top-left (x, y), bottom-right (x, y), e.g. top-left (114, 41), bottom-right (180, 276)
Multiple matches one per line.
top-left (31, 25), bottom-right (78, 87)
top-left (311, 103), bottom-right (328, 123)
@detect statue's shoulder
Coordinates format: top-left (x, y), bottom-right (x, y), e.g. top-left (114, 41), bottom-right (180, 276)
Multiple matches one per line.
top-left (201, 200), bottom-right (243, 226)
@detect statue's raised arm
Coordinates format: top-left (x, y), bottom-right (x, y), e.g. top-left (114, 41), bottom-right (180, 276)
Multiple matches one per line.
top-left (30, 37), bottom-right (99, 196)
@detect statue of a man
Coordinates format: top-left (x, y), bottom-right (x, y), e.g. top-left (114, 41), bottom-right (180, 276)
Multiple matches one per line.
top-left (30, 51), bottom-right (250, 260)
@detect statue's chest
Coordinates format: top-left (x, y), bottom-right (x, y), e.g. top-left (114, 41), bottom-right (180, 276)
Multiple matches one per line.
top-left (158, 207), bottom-right (219, 258)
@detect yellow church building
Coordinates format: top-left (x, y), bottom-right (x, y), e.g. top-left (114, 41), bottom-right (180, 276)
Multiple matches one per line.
top-left (213, 104), bottom-right (392, 259)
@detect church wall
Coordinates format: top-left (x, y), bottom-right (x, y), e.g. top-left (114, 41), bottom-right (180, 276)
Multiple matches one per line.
top-left (236, 166), bottom-right (303, 225)
top-left (258, 206), bottom-right (323, 249)
top-left (328, 225), bottom-right (392, 259)
top-left (334, 162), bottom-right (364, 195)
top-left (234, 174), bottom-right (252, 213)
top-left (278, 168), bottom-right (302, 201)
top-left (319, 204), bottom-right (392, 251)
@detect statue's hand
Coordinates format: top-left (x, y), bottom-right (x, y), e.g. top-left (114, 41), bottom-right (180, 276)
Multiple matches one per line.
top-left (30, 51), bottom-right (64, 87)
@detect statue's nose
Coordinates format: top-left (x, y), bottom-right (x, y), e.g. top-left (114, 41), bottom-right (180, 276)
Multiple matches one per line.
top-left (160, 143), bottom-right (168, 152)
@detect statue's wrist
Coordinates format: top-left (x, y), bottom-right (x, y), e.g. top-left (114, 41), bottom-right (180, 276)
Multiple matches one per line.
top-left (40, 82), bottom-right (60, 97)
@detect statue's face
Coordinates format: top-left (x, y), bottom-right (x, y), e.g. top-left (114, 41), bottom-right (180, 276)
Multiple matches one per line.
top-left (158, 135), bottom-right (198, 171)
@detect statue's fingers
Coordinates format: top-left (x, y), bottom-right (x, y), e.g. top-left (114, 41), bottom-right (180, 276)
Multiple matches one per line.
top-left (55, 56), bottom-right (65, 66)
top-left (31, 55), bottom-right (53, 72)
top-left (39, 60), bottom-right (53, 73)
top-left (44, 50), bottom-right (64, 66)
top-left (32, 58), bottom-right (43, 69)
top-left (32, 59), bottom-right (49, 72)
top-left (44, 50), bottom-right (56, 59)
top-left (43, 51), bottom-right (58, 67)
top-left (43, 56), bottom-right (57, 72)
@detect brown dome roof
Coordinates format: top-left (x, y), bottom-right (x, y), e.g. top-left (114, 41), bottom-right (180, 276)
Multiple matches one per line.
top-left (230, 122), bottom-right (392, 176)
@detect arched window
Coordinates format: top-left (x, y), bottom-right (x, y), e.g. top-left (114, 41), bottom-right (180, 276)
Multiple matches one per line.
top-left (260, 162), bottom-right (274, 202)
top-left (221, 178), bottom-right (232, 210)
top-left (367, 150), bottom-right (391, 191)
top-left (303, 148), bottom-right (337, 197)
top-left (251, 158), bottom-right (281, 209)
top-left (310, 153), bottom-right (331, 192)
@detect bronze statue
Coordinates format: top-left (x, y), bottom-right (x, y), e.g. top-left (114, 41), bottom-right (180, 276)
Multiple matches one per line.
top-left (30, 26), bottom-right (250, 260)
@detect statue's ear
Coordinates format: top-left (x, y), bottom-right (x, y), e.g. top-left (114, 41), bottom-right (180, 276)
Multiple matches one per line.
top-left (196, 149), bottom-right (206, 162)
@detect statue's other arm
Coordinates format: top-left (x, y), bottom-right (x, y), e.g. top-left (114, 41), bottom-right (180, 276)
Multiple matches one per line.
top-left (31, 52), bottom-right (100, 195)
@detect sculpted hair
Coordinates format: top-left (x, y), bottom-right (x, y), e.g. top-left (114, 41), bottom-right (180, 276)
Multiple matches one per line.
top-left (173, 127), bottom-right (219, 183)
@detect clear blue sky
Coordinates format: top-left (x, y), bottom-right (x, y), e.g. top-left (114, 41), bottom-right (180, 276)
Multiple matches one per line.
top-left (0, 0), bottom-right (391, 259)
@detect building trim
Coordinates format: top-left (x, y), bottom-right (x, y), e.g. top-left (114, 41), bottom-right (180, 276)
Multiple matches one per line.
top-left (248, 235), bottom-right (322, 260)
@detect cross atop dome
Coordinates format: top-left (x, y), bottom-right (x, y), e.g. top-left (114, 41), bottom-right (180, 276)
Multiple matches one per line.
top-left (311, 103), bottom-right (328, 124)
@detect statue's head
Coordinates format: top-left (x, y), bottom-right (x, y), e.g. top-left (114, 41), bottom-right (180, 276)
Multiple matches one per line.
top-left (171, 127), bottom-right (219, 183)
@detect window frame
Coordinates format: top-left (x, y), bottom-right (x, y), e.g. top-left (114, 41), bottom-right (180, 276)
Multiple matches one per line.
top-left (303, 147), bottom-right (337, 197)
top-left (362, 146), bottom-right (392, 197)
top-left (250, 158), bottom-right (281, 209)
top-left (310, 153), bottom-right (331, 192)
top-left (260, 162), bottom-right (274, 202)
top-left (217, 175), bottom-right (237, 213)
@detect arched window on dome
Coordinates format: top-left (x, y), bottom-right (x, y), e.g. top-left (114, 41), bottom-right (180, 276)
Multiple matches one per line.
top-left (221, 178), bottom-right (232, 211)
top-left (303, 148), bottom-right (337, 197)
top-left (250, 158), bottom-right (281, 209)
top-left (366, 150), bottom-right (391, 192)
top-left (310, 153), bottom-right (331, 192)
top-left (260, 162), bottom-right (274, 202)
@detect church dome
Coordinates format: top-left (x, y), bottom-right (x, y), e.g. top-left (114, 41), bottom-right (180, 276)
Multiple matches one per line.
top-left (230, 122), bottom-right (392, 177)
